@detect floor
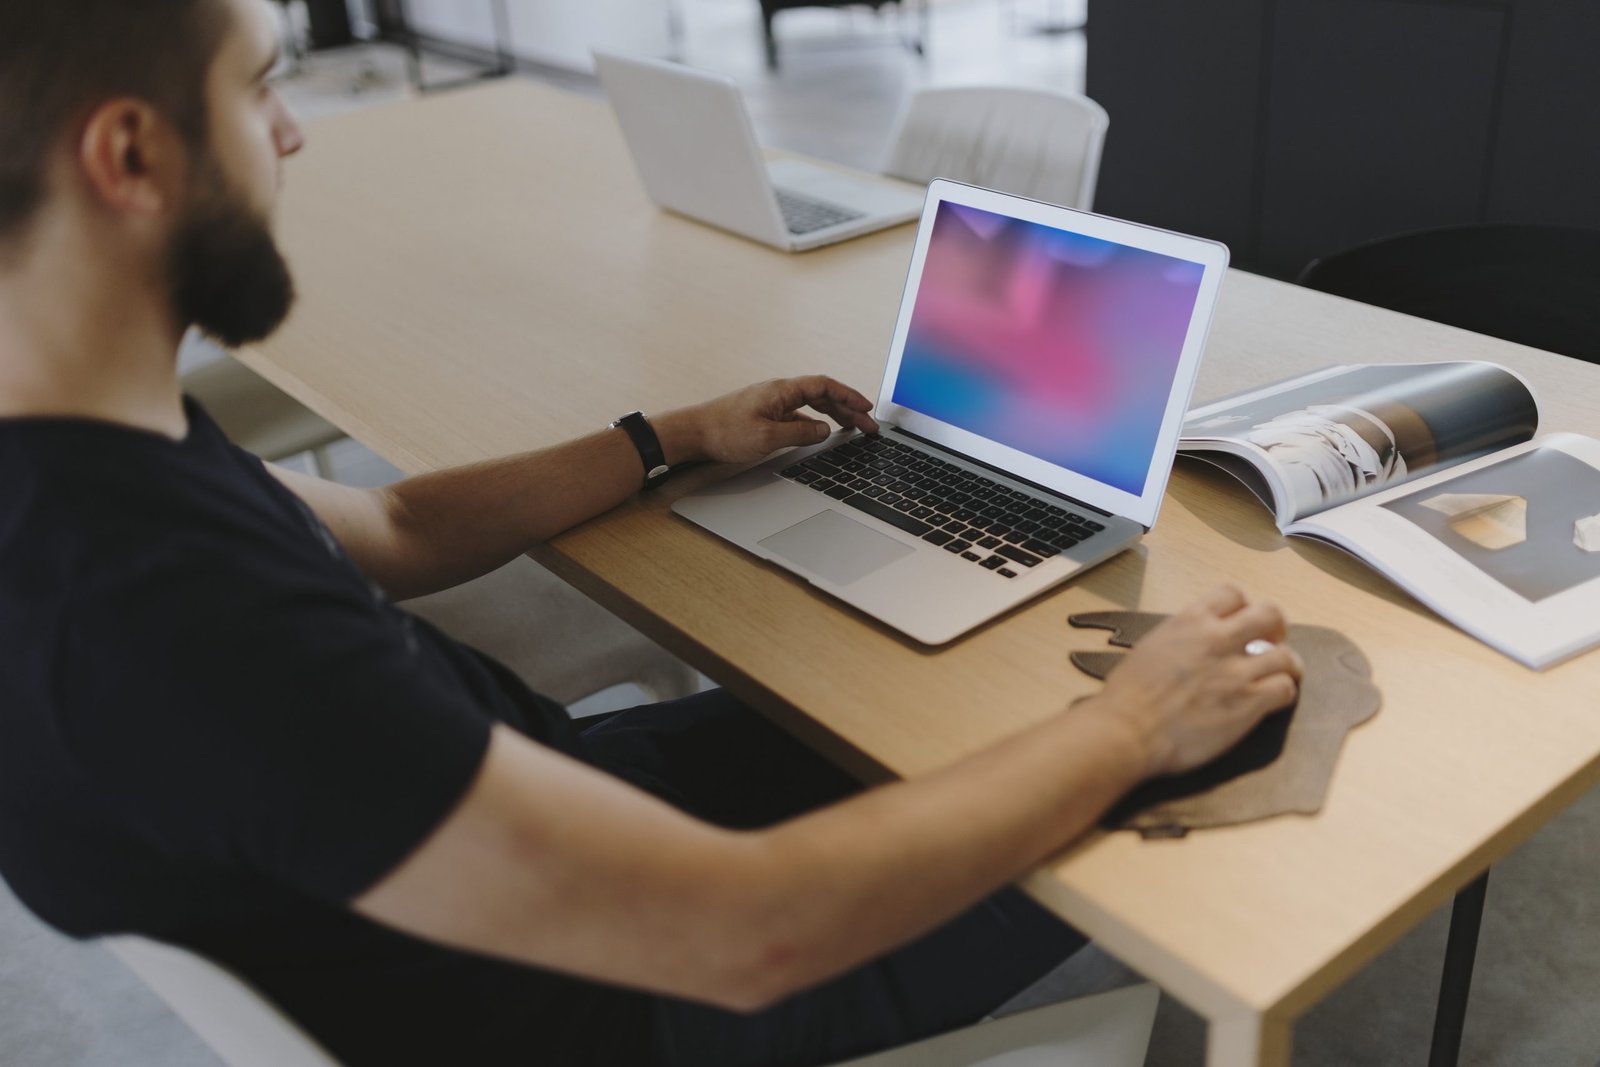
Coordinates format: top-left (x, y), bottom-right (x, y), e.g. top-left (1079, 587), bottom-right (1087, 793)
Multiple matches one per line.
top-left (7, 3), bottom-right (1600, 1065)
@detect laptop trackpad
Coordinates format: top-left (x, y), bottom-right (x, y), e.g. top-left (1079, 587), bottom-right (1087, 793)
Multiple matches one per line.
top-left (760, 508), bottom-right (914, 586)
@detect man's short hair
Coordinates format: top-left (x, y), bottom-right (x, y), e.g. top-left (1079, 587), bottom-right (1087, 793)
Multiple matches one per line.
top-left (0, 0), bottom-right (230, 248)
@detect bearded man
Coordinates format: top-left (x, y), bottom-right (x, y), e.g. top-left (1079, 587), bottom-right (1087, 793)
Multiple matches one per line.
top-left (0, 3), bottom-right (1300, 1064)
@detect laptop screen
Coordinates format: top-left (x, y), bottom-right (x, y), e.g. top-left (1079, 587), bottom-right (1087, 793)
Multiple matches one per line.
top-left (888, 201), bottom-right (1207, 498)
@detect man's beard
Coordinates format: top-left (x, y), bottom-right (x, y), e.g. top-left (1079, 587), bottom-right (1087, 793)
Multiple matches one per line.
top-left (167, 167), bottom-right (296, 349)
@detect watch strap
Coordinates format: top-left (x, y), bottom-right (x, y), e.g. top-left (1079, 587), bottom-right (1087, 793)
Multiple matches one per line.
top-left (610, 411), bottom-right (670, 489)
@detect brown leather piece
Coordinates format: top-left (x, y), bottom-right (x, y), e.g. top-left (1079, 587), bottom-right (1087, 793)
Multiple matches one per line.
top-left (1068, 611), bottom-right (1381, 839)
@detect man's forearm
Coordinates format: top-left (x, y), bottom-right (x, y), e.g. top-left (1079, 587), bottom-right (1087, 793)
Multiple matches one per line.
top-left (352, 376), bottom-right (878, 600)
top-left (729, 701), bottom-right (1148, 1007)
top-left (377, 410), bottom-right (702, 600)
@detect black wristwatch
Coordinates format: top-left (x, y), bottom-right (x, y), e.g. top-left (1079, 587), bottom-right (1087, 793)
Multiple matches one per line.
top-left (610, 411), bottom-right (671, 489)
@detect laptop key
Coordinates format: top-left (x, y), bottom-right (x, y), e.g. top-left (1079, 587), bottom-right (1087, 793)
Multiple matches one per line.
top-left (997, 544), bottom-right (1042, 567)
top-left (1022, 539), bottom-right (1060, 558)
top-left (847, 494), bottom-right (933, 536)
top-left (961, 551), bottom-right (983, 561)
top-left (823, 484), bottom-right (854, 500)
top-left (977, 536), bottom-right (1001, 549)
top-left (998, 568), bottom-right (1018, 578)
top-left (946, 540), bottom-right (972, 553)
top-left (923, 529), bottom-right (954, 546)
top-left (980, 555), bottom-right (1006, 570)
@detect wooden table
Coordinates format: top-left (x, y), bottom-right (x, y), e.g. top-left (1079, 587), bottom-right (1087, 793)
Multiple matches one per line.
top-left (244, 79), bottom-right (1600, 1066)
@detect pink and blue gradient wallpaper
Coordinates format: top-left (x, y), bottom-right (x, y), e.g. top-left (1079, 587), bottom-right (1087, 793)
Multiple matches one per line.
top-left (891, 202), bottom-right (1205, 496)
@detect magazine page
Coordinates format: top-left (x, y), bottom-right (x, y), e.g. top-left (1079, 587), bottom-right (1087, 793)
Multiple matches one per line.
top-left (1181, 362), bottom-right (1540, 527)
top-left (1290, 434), bottom-right (1600, 669)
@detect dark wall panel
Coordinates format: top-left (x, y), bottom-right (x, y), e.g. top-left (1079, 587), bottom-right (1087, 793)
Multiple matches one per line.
top-left (1086, 0), bottom-right (1267, 249)
top-left (1488, 0), bottom-right (1600, 227)
top-left (1259, 0), bottom-right (1506, 277)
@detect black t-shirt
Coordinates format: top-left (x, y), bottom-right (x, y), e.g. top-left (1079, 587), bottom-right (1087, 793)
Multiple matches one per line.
top-left (0, 399), bottom-right (651, 1065)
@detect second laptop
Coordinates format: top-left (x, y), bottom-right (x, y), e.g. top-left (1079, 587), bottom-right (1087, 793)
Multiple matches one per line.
top-left (594, 49), bottom-right (924, 252)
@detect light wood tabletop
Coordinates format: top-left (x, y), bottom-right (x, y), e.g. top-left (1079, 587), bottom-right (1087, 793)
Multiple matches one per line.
top-left (243, 79), bottom-right (1600, 1066)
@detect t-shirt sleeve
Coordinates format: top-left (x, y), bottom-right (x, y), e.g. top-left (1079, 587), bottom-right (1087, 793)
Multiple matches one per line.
top-left (54, 540), bottom-right (493, 903)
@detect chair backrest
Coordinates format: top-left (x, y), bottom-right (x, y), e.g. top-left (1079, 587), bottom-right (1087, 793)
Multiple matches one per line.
top-left (103, 936), bottom-right (344, 1067)
top-left (882, 86), bottom-right (1110, 210)
top-left (1297, 224), bottom-right (1600, 364)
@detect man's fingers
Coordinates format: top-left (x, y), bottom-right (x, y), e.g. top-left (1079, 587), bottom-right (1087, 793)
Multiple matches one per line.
top-left (809, 397), bottom-right (879, 433)
top-left (1245, 672), bottom-right (1300, 715)
top-left (1217, 600), bottom-right (1289, 650)
top-left (1194, 583), bottom-right (1247, 618)
top-left (1238, 644), bottom-right (1303, 684)
top-left (779, 376), bottom-right (879, 430)
top-left (768, 417), bottom-right (831, 449)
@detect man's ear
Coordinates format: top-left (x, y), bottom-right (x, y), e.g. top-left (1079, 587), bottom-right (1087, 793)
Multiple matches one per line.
top-left (76, 99), bottom-right (187, 220)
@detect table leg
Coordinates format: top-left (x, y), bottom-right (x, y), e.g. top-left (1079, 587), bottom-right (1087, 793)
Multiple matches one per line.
top-left (390, 0), bottom-right (514, 93)
top-left (1206, 1013), bottom-right (1291, 1067)
top-left (488, 0), bottom-right (514, 77)
top-left (1428, 870), bottom-right (1490, 1067)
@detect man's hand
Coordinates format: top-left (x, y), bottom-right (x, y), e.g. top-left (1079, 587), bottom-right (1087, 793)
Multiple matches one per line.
top-left (655, 376), bottom-right (880, 466)
top-left (1079, 585), bottom-right (1305, 778)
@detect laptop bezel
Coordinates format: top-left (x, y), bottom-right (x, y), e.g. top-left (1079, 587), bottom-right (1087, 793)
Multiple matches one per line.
top-left (872, 179), bottom-right (1229, 529)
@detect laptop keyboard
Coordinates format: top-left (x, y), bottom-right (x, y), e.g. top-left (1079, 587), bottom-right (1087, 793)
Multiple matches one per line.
top-left (779, 435), bottom-right (1106, 578)
top-left (775, 188), bottom-right (866, 235)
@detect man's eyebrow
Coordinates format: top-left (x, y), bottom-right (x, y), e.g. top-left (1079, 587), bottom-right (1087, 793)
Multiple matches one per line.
top-left (252, 43), bottom-right (283, 83)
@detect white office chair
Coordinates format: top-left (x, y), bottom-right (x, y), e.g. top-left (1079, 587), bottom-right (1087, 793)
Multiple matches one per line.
top-left (180, 349), bottom-right (346, 477)
top-left (106, 934), bottom-right (1158, 1067)
top-left (882, 86), bottom-right (1110, 210)
top-left (104, 937), bottom-right (342, 1067)
top-left (401, 556), bottom-right (700, 711)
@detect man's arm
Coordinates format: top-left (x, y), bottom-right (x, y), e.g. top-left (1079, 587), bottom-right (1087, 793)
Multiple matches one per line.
top-left (268, 377), bottom-right (878, 601)
top-left (355, 586), bottom-right (1302, 1012)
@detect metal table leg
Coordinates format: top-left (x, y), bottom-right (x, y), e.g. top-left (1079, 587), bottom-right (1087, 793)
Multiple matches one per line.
top-left (393, 0), bottom-right (515, 94)
top-left (1428, 870), bottom-right (1490, 1067)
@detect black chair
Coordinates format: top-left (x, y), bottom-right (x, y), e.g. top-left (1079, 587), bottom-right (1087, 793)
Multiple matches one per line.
top-left (759, 0), bottom-right (926, 70)
top-left (1297, 224), bottom-right (1600, 364)
top-left (1300, 224), bottom-right (1600, 1067)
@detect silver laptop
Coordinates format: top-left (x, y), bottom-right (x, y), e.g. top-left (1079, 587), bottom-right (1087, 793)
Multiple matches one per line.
top-left (593, 49), bottom-right (924, 252)
top-left (674, 180), bottom-right (1229, 645)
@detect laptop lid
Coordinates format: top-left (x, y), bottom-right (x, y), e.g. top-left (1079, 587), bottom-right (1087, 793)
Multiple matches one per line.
top-left (874, 179), bottom-right (1229, 529)
top-left (593, 49), bottom-right (788, 247)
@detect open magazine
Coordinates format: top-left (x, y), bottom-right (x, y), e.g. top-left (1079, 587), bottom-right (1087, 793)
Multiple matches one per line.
top-left (1180, 361), bottom-right (1600, 669)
